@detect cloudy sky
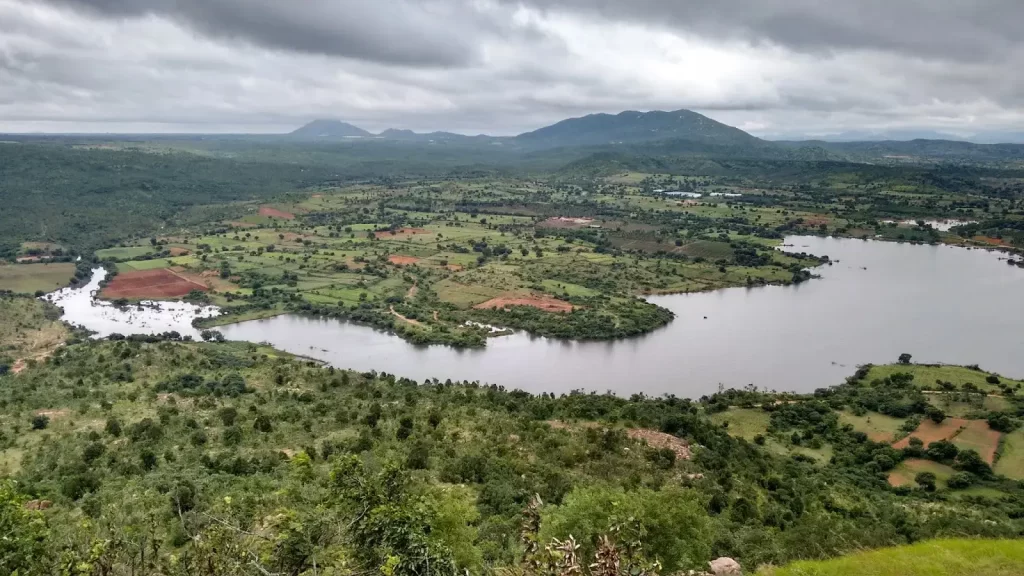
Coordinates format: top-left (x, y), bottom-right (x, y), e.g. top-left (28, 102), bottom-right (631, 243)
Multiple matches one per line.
top-left (2, 0), bottom-right (1023, 140)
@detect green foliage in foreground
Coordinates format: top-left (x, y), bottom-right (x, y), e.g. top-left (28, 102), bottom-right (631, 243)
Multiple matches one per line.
top-left (0, 340), bottom-right (1022, 575)
top-left (757, 539), bottom-right (1024, 576)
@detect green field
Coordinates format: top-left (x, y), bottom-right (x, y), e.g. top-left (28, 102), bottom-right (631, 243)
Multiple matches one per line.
top-left (710, 408), bottom-right (771, 440)
top-left (866, 364), bottom-right (1024, 394)
top-left (995, 429), bottom-right (1024, 480)
top-left (93, 181), bottom-right (820, 347)
top-left (757, 539), bottom-right (1024, 576)
top-left (0, 262), bottom-right (75, 294)
top-left (0, 296), bottom-right (68, 367)
top-left (838, 411), bottom-right (906, 443)
top-left (888, 458), bottom-right (956, 488)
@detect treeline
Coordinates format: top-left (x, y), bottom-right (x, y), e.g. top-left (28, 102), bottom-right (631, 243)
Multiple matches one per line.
top-left (0, 144), bottom-right (337, 250)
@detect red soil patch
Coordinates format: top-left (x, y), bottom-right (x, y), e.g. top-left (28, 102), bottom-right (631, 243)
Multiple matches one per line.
top-left (259, 206), bottom-right (296, 220)
top-left (627, 429), bottom-right (691, 460)
top-left (803, 216), bottom-right (830, 226)
top-left (892, 418), bottom-right (968, 449)
top-left (474, 293), bottom-right (574, 313)
top-left (388, 255), bottom-right (420, 266)
top-left (228, 221), bottom-right (258, 229)
top-left (446, 264), bottom-right (464, 272)
top-left (953, 420), bottom-right (1002, 465)
top-left (101, 269), bottom-right (208, 299)
top-left (15, 256), bottom-right (42, 263)
top-left (168, 247), bottom-right (190, 256)
top-left (311, 194), bottom-right (324, 199)
top-left (539, 217), bottom-right (594, 229)
top-left (973, 235), bottom-right (1010, 246)
top-left (375, 227), bottom-right (430, 239)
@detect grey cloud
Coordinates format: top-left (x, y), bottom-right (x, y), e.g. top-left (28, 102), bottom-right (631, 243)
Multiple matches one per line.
top-left (4, 0), bottom-right (1024, 138)
top-left (40, 0), bottom-right (493, 66)
top-left (507, 0), bottom-right (1024, 62)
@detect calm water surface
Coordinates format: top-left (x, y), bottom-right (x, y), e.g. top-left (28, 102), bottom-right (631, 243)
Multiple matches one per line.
top-left (218, 236), bottom-right (1024, 397)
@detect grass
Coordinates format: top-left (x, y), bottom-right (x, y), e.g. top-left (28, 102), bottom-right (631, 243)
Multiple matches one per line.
top-left (994, 429), bottom-right (1024, 480)
top-left (925, 392), bottom-right (1009, 419)
top-left (838, 411), bottom-right (906, 443)
top-left (950, 420), bottom-right (1001, 465)
top-left (0, 263), bottom-right (75, 294)
top-left (95, 246), bottom-right (157, 260)
top-left (866, 364), bottom-right (1024, 394)
top-left (887, 459), bottom-right (956, 488)
top-left (756, 539), bottom-right (1024, 576)
top-left (709, 408), bottom-right (771, 441)
top-left (0, 298), bottom-right (68, 364)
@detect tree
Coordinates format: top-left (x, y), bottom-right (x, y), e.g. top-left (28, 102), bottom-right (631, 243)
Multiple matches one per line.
top-left (915, 471), bottom-right (937, 491)
top-left (218, 406), bottom-right (238, 426)
top-left (947, 472), bottom-right (974, 489)
top-left (104, 417), bottom-right (122, 437)
top-left (898, 353), bottom-right (913, 365)
top-left (253, 414), bottom-right (273, 433)
top-left (0, 481), bottom-right (51, 574)
top-left (954, 449), bottom-right (992, 476)
top-left (30, 415), bottom-right (49, 430)
top-left (926, 405), bottom-right (946, 424)
top-left (926, 440), bottom-right (959, 461)
top-left (987, 413), bottom-right (1016, 433)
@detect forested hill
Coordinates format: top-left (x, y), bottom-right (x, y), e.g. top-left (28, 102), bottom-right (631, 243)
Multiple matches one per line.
top-left (0, 144), bottom-right (333, 253)
top-left (289, 119), bottom-right (372, 139)
top-left (516, 109), bottom-right (761, 149)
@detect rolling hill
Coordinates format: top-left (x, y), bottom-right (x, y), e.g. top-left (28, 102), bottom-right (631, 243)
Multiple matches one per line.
top-left (289, 119), bottom-right (372, 139)
top-left (515, 109), bottom-right (762, 149)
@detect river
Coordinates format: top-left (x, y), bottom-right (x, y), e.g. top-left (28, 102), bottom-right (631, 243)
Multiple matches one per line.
top-left (52, 237), bottom-right (1024, 397)
top-left (44, 268), bottom-right (219, 339)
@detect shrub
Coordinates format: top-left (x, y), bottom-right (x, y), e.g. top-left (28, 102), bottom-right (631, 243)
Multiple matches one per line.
top-left (104, 417), bottom-right (122, 437)
top-left (253, 414), bottom-right (273, 433)
top-left (915, 471), bottom-right (937, 491)
top-left (31, 415), bottom-right (49, 430)
top-left (926, 440), bottom-right (959, 461)
top-left (925, 405), bottom-right (946, 424)
top-left (541, 484), bottom-right (712, 572)
top-left (954, 449), bottom-right (992, 477)
top-left (947, 472), bottom-right (974, 489)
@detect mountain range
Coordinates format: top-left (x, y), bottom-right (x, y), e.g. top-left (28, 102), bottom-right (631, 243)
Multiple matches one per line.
top-left (287, 110), bottom-right (1024, 166)
top-left (288, 109), bottom-right (757, 150)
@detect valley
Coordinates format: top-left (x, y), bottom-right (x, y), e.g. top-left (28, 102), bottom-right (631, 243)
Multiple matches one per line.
top-left (1, 109), bottom-right (1024, 576)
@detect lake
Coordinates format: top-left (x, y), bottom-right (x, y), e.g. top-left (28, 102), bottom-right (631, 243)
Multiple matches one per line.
top-left (215, 236), bottom-right (1024, 397)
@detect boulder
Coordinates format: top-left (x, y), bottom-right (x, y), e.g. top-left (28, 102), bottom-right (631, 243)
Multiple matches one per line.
top-left (708, 557), bottom-right (741, 575)
top-left (24, 500), bottom-right (52, 511)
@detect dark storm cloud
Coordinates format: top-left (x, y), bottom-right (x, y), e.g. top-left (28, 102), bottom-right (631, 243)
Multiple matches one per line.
top-left (40, 0), bottom-right (491, 66)
top-left (507, 0), bottom-right (1024, 62)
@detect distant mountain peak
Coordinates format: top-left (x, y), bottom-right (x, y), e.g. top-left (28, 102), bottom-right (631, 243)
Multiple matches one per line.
top-left (515, 108), bottom-right (759, 149)
top-left (290, 119), bottom-right (371, 139)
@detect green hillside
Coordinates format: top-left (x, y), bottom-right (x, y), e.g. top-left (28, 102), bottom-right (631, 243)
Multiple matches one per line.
top-left (758, 539), bottom-right (1024, 576)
